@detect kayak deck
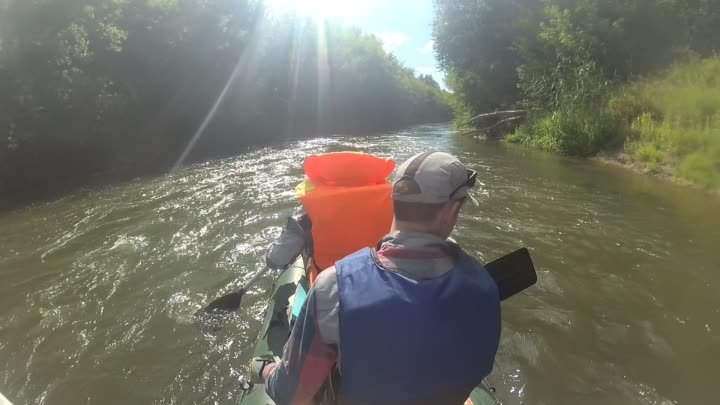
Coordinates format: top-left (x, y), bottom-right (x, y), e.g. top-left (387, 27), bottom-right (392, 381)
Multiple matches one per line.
top-left (250, 262), bottom-right (305, 358)
top-left (239, 258), bottom-right (306, 405)
top-left (237, 258), bottom-right (499, 405)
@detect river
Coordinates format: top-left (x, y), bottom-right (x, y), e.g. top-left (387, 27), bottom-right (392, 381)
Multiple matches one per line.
top-left (1, 124), bottom-right (718, 405)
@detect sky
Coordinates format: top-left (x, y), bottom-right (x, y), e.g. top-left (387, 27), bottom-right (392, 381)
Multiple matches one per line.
top-left (267, 0), bottom-right (446, 88)
top-left (342, 0), bottom-right (444, 87)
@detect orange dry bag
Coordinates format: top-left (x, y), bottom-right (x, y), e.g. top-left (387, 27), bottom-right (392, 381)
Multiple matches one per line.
top-left (297, 152), bottom-right (395, 284)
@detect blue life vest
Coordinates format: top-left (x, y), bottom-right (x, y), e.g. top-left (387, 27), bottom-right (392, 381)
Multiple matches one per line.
top-left (335, 247), bottom-right (501, 405)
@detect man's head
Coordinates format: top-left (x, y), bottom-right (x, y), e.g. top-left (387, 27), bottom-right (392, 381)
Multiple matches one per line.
top-left (391, 151), bottom-right (478, 239)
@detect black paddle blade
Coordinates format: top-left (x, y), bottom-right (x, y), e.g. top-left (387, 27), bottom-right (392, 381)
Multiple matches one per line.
top-left (195, 289), bottom-right (246, 317)
top-left (193, 289), bottom-right (246, 333)
top-left (484, 247), bottom-right (537, 301)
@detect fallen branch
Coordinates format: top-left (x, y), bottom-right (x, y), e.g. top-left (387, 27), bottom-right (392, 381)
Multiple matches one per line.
top-left (459, 129), bottom-right (482, 136)
top-left (457, 109), bottom-right (531, 127)
top-left (461, 115), bottom-right (523, 136)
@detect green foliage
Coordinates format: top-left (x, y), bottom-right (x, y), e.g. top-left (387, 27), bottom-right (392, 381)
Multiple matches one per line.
top-left (611, 58), bottom-right (720, 186)
top-left (0, 0), bottom-right (451, 207)
top-left (632, 143), bottom-right (662, 171)
top-left (679, 150), bottom-right (720, 188)
top-left (435, 0), bottom-right (720, 188)
top-left (434, 1), bottom-right (719, 117)
top-left (680, 0), bottom-right (720, 55)
top-left (516, 3), bottom-right (615, 110)
top-left (509, 107), bottom-right (625, 156)
top-left (418, 74), bottom-right (440, 88)
top-left (433, 0), bottom-right (542, 114)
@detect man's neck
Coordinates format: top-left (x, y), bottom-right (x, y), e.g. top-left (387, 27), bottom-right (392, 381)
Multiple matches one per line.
top-left (392, 221), bottom-right (446, 239)
top-left (376, 230), bottom-right (455, 280)
top-left (385, 229), bottom-right (447, 244)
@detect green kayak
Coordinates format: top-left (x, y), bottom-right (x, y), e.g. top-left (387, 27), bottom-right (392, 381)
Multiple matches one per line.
top-left (236, 257), bottom-right (500, 405)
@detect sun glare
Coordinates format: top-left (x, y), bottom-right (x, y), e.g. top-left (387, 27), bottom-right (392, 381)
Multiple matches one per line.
top-left (265, 0), bottom-right (361, 21)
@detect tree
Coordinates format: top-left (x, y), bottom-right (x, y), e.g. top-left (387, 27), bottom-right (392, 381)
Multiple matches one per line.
top-left (418, 74), bottom-right (440, 88)
top-left (434, 0), bottom-right (720, 120)
top-left (0, 0), bottom-right (452, 209)
top-left (433, 0), bottom-right (543, 113)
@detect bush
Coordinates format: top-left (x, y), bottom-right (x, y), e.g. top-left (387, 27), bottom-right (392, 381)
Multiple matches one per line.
top-left (679, 150), bottom-right (720, 187)
top-left (609, 58), bottom-right (720, 187)
top-left (632, 143), bottom-right (662, 171)
top-left (509, 107), bottom-right (625, 156)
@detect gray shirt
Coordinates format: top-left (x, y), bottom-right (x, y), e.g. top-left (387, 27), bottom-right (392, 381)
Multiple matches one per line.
top-left (312, 230), bottom-right (456, 345)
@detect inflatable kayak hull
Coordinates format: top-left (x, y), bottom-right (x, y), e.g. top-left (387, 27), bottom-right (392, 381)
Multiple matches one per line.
top-left (237, 258), bottom-right (500, 405)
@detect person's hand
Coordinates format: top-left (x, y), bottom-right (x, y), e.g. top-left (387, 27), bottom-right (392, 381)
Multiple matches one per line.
top-left (249, 356), bottom-right (277, 384)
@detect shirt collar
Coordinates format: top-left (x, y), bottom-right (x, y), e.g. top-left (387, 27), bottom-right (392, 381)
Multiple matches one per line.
top-left (378, 230), bottom-right (453, 255)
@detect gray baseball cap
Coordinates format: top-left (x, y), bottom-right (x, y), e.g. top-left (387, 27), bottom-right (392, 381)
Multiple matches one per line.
top-left (392, 151), bottom-right (479, 206)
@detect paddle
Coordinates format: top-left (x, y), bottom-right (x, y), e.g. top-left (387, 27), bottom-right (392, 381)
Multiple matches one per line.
top-left (195, 266), bottom-right (273, 321)
top-left (484, 247), bottom-right (537, 301)
top-left (196, 246), bottom-right (537, 324)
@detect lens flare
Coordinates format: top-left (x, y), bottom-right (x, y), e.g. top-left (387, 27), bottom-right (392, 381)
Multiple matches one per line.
top-left (265, 0), bottom-right (360, 22)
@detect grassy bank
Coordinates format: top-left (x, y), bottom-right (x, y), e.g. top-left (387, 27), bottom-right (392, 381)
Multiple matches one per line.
top-left (508, 58), bottom-right (720, 189)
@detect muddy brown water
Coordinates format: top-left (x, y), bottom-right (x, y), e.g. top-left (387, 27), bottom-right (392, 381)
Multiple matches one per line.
top-left (1, 124), bottom-right (718, 405)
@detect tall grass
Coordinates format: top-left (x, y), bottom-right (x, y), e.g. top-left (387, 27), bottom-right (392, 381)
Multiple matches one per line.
top-left (507, 107), bottom-right (625, 156)
top-left (610, 58), bottom-right (720, 187)
top-left (509, 58), bottom-right (720, 188)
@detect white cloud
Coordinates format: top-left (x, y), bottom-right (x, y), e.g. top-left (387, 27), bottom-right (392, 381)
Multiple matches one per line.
top-left (419, 40), bottom-right (434, 54)
top-left (374, 32), bottom-right (409, 52)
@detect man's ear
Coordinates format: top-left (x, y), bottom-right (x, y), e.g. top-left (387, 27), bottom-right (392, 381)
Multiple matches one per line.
top-left (438, 200), bottom-right (463, 226)
top-left (450, 200), bottom-right (464, 217)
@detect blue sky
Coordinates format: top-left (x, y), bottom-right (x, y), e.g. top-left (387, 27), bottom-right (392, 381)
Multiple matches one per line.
top-left (340, 0), bottom-right (445, 87)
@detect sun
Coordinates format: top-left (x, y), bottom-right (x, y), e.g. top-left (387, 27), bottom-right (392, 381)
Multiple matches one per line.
top-left (264, 0), bottom-right (361, 21)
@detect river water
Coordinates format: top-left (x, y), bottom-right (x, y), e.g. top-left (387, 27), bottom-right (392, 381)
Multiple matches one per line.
top-left (1, 124), bottom-right (718, 405)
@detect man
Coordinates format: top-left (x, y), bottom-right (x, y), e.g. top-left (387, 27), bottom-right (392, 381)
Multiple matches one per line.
top-left (254, 151), bottom-right (501, 405)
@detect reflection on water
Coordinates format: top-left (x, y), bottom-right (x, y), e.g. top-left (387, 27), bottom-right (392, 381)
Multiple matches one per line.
top-left (1, 124), bottom-right (718, 405)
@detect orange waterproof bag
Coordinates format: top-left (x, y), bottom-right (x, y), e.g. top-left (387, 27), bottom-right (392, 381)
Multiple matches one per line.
top-left (297, 152), bottom-right (395, 284)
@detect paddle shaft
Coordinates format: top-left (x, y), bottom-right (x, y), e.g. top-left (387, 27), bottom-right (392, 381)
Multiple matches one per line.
top-left (199, 246), bottom-right (536, 318)
top-left (237, 250), bottom-right (535, 300)
top-left (241, 266), bottom-right (272, 293)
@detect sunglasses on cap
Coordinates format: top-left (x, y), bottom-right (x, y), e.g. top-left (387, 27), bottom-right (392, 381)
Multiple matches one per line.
top-left (449, 169), bottom-right (477, 200)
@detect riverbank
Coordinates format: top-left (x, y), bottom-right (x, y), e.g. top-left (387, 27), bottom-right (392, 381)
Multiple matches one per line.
top-left (507, 136), bottom-right (720, 196)
top-left (0, 119), bottom-right (453, 214)
top-left (505, 58), bottom-right (720, 193)
top-left (594, 152), bottom-right (720, 197)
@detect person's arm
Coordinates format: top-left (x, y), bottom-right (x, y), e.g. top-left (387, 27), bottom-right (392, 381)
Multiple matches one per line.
top-left (262, 286), bottom-right (338, 405)
top-left (265, 208), bottom-right (312, 270)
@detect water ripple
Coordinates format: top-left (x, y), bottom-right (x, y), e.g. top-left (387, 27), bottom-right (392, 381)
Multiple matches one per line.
top-left (1, 124), bottom-right (719, 405)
